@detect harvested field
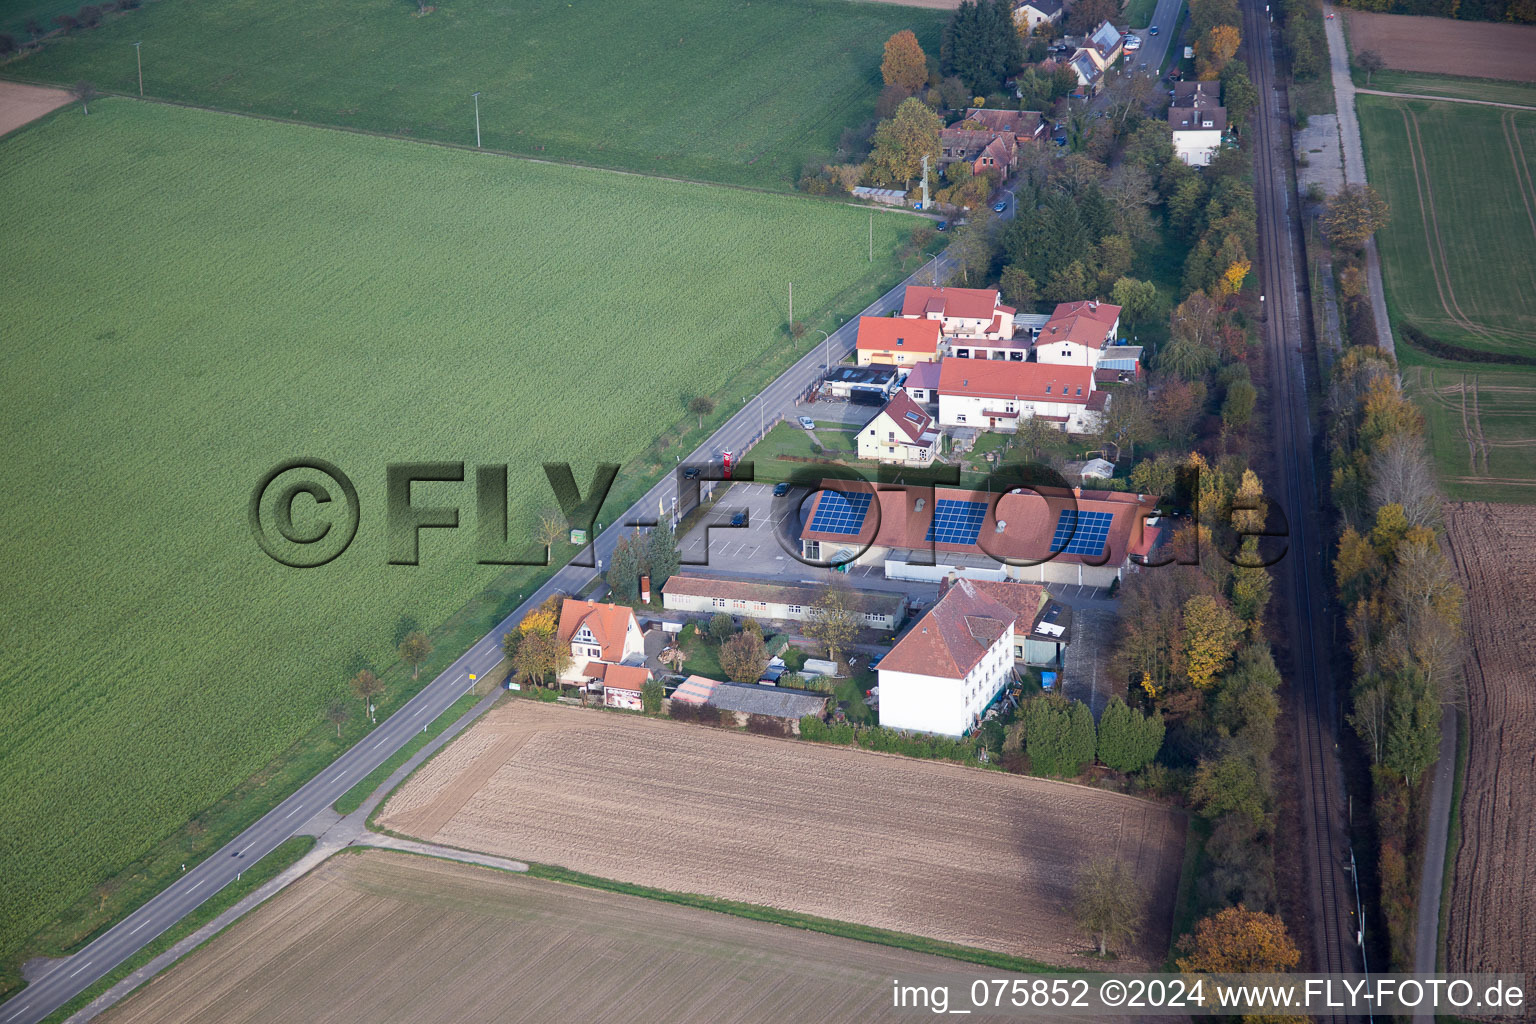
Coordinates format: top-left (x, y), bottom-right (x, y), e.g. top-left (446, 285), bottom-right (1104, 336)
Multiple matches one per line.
top-left (0, 81), bottom-right (71, 138)
top-left (98, 850), bottom-right (996, 1024)
top-left (1443, 503), bottom-right (1536, 980)
top-left (378, 702), bottom-right (1187, 969)
top-left (1344, 10), bottom-right (1536, 82)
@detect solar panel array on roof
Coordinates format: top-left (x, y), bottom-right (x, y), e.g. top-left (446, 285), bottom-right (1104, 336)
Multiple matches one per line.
top-left (1051, 508), bottom-right (1114, 556)
top-left (925, 499), bottom-right (988, 545)
top-left (808, 491), bottom-right (872, 535)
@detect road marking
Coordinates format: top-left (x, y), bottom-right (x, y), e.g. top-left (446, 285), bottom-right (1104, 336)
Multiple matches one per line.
top-left (188, 880), bottom-right (202, 892)
top-left (68, 961), bottom-right (92, 978)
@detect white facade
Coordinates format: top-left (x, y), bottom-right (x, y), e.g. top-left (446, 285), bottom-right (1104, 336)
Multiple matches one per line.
top-left (1033, 338), bottom-right (1100, 368)
top-left (1174, 127), bottom-right (1222, 167)
top-left (878, 626), bottom-right (1014, 737)
top-left (938, 390), bottom-right (1099, 434)
top-left (857, 409), bottom-right (938, 466)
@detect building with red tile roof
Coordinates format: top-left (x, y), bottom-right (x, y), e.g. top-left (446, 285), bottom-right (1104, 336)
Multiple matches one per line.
top-left (855, 315), bottom-right (942, 367)
top-left (900, 286), bottom-right (1016, 341)
top-left (857, 390), bottom-right (940, 466)
top-left (937, 359), bottom-right (1103, 433)
top-left (557, 599), bottom-right (645, 682)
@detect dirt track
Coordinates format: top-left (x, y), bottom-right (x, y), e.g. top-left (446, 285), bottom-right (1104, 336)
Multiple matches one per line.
top-left (1344, 10), bottom-right (1536, 82)
top-left (98, 851), bottom-right (1011, 1024)
top-left (0, 81), bottom-right (73, 138)
top-left (378, 701), bottom-right (1187, 969)
top-left (1443, 503), bottom-right (1536, 981)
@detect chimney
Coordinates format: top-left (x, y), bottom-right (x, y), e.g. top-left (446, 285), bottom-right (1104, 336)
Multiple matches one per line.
top-left (640, 575), bottom-right (651, 604)
top-left (938, 575), bottom-right (953, 599)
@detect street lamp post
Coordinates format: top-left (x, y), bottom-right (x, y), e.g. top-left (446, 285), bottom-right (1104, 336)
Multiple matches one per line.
top-left (928, 253), bottom-right (941, 286)
top-left (471, 91), bottom-right (482, 148)
top-left (747, 394), bottom-right (765, 438)
top-left (813, 329), bottom-right (832, 374)
top-left (133, 41), bottom-right (142, 96)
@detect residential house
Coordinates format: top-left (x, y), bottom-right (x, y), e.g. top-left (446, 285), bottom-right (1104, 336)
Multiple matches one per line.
top-left (855, 315), bottom-right (942, 368)
top-left (601, 664), bottom-right (653, 710)
top-left (1033, 299), bottom-right (1123, 368)
top-left (961, 107), bottom-right (1045, 140)
top-left (1012, 0), bottom-right (1064, 34)
top-left (900, 285), bottom-right (1016, 341)
top-left (1169, 88), bottom-right (1226, 166)
top-left (857, 390), bottom-right (940, 466)
top-left (945, 577), bottom-right (1071, 668)
top-left (937, 358), bottom-right (1105, 434)
top-left (901, 360), bottom-right (942, 408)
top-left (1084, 20), bottom-right (1125, 68)
top-left (660, 574), bottom-right (906, 631)
top-left (938, 127), bottom-right (1019, 177)
top-left (876, 579), bottom-right (1019, 736)
top-left (556, 599), bottom-right (646, 683)
top-left (798, 481), bottom-right (1163, 588)
top-left (1067, 50), bottom-right (1104, 92)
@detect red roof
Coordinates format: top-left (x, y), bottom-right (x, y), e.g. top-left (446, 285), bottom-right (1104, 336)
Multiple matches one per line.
top-left (901, 286), bottom-right (1004, 322)
top-left (1050, 300), bottom-right (1121, 326)
top-left (877, 390), bottom-right (936, 444)
top-left (603, 664), bottom-right (651, 692)
top-left (801, 481), bottom-right (1158, 569)
top-left (557, 600), bottom-right (637, 663)
top-left (1037, 314), bottom-right (1113, 350)
top-left (938, 359), bottom-right (1094, 404)
top-left (855, 316), bottom-right (941, 354)
top-left (903, 361), bottom-right (942, 392)
top-left (879, 579), bottom-right (1016, 678)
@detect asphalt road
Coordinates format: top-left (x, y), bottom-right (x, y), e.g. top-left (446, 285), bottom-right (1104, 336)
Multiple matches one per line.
top-left (1243, 0), bottom-right (1362, 996)
top-left (0, 211), bottom-right (990, 1024)
top-left (1133, 0), bottom-right (1185, 76)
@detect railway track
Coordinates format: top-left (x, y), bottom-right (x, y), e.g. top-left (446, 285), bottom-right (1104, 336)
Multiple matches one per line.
top-left (1240, 0), bottom-right (1363, 1001)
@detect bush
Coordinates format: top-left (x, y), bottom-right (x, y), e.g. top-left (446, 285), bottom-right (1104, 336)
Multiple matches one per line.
top-left (745, 713), bottom-right (791, 737)
top-left (641, 679), bottom-right (664, 714)
top-left (706, 612), bottom-right (735, 644)
top-left (77, 4), bottom-right (104, 27)
top-left (799, 714), bottom-right (829, 740)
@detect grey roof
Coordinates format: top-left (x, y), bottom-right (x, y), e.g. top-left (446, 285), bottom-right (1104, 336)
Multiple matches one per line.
top-left (826, 364), bottom-right (900, 386)
top-left (708, 682), bottom-right (828, 720)
top-left (661, 574), bottom-right (906, 616)
top-left (1169, 104), bottom-right (1227, 134)
top-left (1016, 0), bottom-right (1063, 15)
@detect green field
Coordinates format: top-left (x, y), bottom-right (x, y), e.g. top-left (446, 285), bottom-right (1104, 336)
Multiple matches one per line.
top-left (1355, 69), bottom-right (1536, 109)
top-left (6, 0), bottom-right (939, 189)
top-left (0, 97), bottom-right (917, 968)
top-left (1356, 94), bottom-right (1536, 501)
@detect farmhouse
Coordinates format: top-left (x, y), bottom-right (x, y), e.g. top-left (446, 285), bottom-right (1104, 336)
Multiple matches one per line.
top-left (660, 574), bottom-right (906, 631)
top-left (937, 359), bottom-right (1105, 434)
top-left (1012, 0), bottom-right (1064, 34)
top-left (556, 599), bottom-right (646, 683)
top-left (857, 390), bottom-right (940, 466)
top-left (900, 285), bottom-right (1016, 341)
top-left (798, 481), bottom-right (1163, 587)
top-left (1169, 85), bottom-right (1227, 167)
top-left (938, 127), bottom-right (1019, 177)
top-left (855, 315), bottom-right (942, 367)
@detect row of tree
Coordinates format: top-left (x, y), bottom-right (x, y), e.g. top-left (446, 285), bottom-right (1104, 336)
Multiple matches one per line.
top-left (1002, 693), bottom-right (1166, 777)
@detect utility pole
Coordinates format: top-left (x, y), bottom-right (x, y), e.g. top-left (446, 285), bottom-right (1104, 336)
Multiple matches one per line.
top-left (133, 41), bottom-right (142, 97)
top-left (471, 91), bottom-right (482, 148)
top-left (920, 154), bottom-right (930, 213)
top-left (868, 209), bottom-right (873, 262)
top-left (788, 281), bottom-right (793, 327)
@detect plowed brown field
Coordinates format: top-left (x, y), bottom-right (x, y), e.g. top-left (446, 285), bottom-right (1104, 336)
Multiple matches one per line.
top-left (0, 81), bottom-right (72, 139)
top-left (1344, 11), bottom-right (1536, 82)
top-left (1443, 502), bottom-right (1536, 979)
top-left (377, 702), bottom-right (1187, 969)
top-left (98, 851), bottom-right (1012, 1024)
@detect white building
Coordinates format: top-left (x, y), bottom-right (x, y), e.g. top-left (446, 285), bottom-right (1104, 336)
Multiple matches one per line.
top-left (1169, 84), bottom-right (1226, 167)
top-left (857, 390), bottom-right (940, 466)
top-left (660, 574), bottom-right (906, 631)
top-left (1034, 300), bottom-right (1122, 368)
top-left (900, 285), bottom-right (1016, 341)
top-left (1012, 0), bottom-right (1063, 33)
top-left (938, 358), bottom-right (1106, 435)
top-left (855, 315), bottom-right (942, 368)
top-left (556, 599), bottom-right (646, 683)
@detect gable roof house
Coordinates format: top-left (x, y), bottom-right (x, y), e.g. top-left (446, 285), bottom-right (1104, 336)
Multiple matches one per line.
top-left (900, 285), bottom-right (1016, 341)
top-left (1012, 0), bottom-right (1064, 34)
top-left (1032, 299), bottom-right (1124, 368)
top-left (798, 480), bottom-right (1163, 589)
top-left (937, 359), bottom-right (1105, 434)
top-left (1067, 50), bottom-right (1104, 91)
top-left (961, 107), bottom-right (1045, 140)
top-left (900, 360), bottom-right (943, 408)
top-left (1170, 90), bottom-right (1227, 167)
top-left (938, 127), bottom-right (1020, 177)
top-left (1086, 20), bottom-right (1125, 68)
top-left (857, 390), bottom-right (941, 466)
top-left (855, 315), bottom-right (942, 367)
top-left (556, 599), bottom-right (646, 683)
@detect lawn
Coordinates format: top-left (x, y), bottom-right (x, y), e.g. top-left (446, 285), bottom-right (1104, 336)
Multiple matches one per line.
top-left (6, 0), bottom-right (942, 190)
top-left (1355, 95), bottom-right (1536, 501)
top-left (0, 98), bottom-right (920, 973)
top-left (1358, 69), bottom-right (1536, 108)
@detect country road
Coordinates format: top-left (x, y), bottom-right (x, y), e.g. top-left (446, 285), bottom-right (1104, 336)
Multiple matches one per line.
top-left (1243, 0), bottom-right (1363, 1000)
top-left (0, 205), bottom-right (998, 1024)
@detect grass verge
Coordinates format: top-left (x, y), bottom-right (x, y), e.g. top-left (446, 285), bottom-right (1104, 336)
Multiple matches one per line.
top-left (1435, 705), bottom-right (1468, 972)
top-left (331, 690), bottom-right (486, 816)
top-left (38, 836), bottom-right (315, 1024)
top-left (524, 861), bottom-right (1071, 975)
top-left (1164, 816), bottom-right (1209, 968)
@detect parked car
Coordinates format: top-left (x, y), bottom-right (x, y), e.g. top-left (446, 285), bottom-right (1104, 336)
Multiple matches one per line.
top-left (935, 220), bottom-right (947, 231)
top-left (772, 481), bottom-right (791, 497)
top-left (992, 201), bottom-right (1007, 212)
top-left (1053, 135), bottom-right (1068, 147)
top-left (730, 511), bottom-right (747, 527)
top-left (797, 415), bottom-right (815, 429)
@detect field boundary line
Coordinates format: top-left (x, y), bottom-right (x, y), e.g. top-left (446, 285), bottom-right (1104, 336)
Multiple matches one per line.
top-left (1503, 112), bottom-right (1536, 248)
top-left (1457, 374), bottom-right (1478, 472)
top-left (1357, 88), bottom-right (1536, 111)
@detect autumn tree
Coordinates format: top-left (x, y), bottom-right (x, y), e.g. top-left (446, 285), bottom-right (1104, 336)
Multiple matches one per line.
top-left (350, 669), bottom-right (384, 723)
top-left (1321, 183), bottom-right (1390, 251)
top-left (687, 394), bottom-right (716, 428)
top-left (1183, 594), bottom-right (1243, 688)
top-left (1073, 856), bottom-right (1146, 956)
top-left (868, 97), bottom-right (944, 190)
top-left (999, 264), bottom-right (1036, 308)
top-left (806, 580), bottom-right (861, 668)
top-left (72, 80), bottom-right (97, 115)
top-left (1355, 48), bottom-right (1385, 86)
top-left (1177, 906), bottom-right (1301, 974)
top-left (1197, 24), bottom-right (1241, 79)
top-left (720, 629), bottom-right (770, 683)
top-left (398, 630), bottom-right (433, 680)
top-left (1066, 0), bottom-right (1118, 33)
top-left (882, 30), bottom-right (929, 92)
top-left (536, 508), bottom-right (568, 554)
